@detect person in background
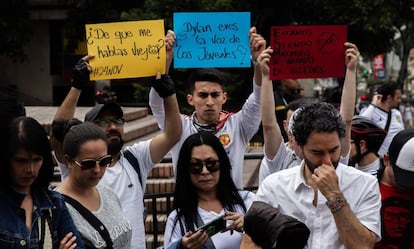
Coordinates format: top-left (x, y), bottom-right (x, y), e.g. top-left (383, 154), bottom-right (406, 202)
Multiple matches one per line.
top-left (360, 82), bottom-right (404, 158)
top-left (254, 102), bottom-right (381, 249)
top-left (56, 122), bottom-right (132, 248)
top-left (95, 86), bottom-right (117, 105)
top-left (272, 78), bottom-right (302, 142)
top-left (0, 116), bottom-right (84, 249)
top-left (401, 101), bottom-right (414, 128)
top-left (375, 128), bottom-right (414, 248)
top-left (258, 42), bottom-right (359, 183)
top-left (349, 115), bottom-right (387, 177)
top-left (164, 132), bottom-right (255, 249)
top-left (149, 26), bottom-right (266, 188)
top-left (50, 30), bottom-right (181, 249)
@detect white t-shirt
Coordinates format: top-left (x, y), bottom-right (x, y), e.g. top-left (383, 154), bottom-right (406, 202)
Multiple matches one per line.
top-left (164, 191), bottom-right (255, 249)
top-left (360, 104), bottom-right (404, 157)
top-left (99, 140), bottom-right (153, 249)
top-left (65, 184), bottom-right (132, 249)
top-left (355, 158), bottom-right (382, 177)
top-left (149, 83), bottom-right (261, 188)
top-left (256, 162), bottom-right (381, 249)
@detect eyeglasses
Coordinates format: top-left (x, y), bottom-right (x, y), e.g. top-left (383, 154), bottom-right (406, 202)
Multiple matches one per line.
top-left (94, 118), bottom-right (125, 127)
top-left (189, 159), bottom-right (220, 174)
top-left (70, 155), bottom-right (113, 170)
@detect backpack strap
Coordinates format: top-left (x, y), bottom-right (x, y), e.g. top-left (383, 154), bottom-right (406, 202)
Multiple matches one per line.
top-left (384, 111), bottom-right (392, 132)
top-left (123, 149), bottom-right (143, 190)
top-left (376, 158), bottom-right (385, 182)
top-left (62, 194), bottom-right (113, 249)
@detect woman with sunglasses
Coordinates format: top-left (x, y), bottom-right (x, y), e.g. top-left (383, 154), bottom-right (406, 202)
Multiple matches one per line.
top-left (0, 116), bottom-right (84, 248)
top-left (164, 131), bottom-right (255, 249)
top-left (56, 121), bottom-right (132, 248)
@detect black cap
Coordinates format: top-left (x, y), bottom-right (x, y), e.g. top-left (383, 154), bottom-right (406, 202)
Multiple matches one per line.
top-left (84, 102), bottom-right (123, 122)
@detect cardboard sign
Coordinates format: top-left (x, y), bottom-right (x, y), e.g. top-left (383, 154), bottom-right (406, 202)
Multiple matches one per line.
top-left (270, 25), bottom-right (347, 80)
top-left (173, 12), bottom-right (251, 68)
top-left (85, 20), bottom-right (166, 80)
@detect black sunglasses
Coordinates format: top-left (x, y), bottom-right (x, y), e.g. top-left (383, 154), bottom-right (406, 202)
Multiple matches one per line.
top-left (94, 118), bottom-right (125, 127)
top-left (70, 155), bottom-right (113, 170)
top-left (189, 159), bottom-right (220, 174)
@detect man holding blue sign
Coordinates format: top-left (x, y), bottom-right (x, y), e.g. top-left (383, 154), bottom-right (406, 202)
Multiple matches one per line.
top-left (150, 26), bottom-right (266, 188)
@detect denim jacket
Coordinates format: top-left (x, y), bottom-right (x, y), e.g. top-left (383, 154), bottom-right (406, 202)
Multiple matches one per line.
top-left (0, 188), bottom-right (85, 249)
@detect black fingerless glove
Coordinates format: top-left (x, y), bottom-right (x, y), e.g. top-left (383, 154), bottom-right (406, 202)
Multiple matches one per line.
top-left (151, 74), bottom-right (176, 98)
top-left (71, 59), bottom-right (90, 90)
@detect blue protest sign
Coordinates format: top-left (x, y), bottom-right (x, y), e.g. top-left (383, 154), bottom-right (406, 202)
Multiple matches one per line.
top-left (173, 12), bottom-right (251, 68)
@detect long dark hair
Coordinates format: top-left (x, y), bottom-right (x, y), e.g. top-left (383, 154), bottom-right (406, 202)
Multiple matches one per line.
top-left (1, 116), bottom-right (54, 191)
top-left (172, 131), bottom-right (246, 232)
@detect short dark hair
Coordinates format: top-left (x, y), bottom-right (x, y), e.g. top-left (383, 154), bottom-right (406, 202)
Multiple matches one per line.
top-left (375, 82), bottom-right (400, 102)
top-left (292, 102), bottom-right (345, 146)
top-left (187, 68), bottom-right (224, 94)
top-left (2, 117), bottom-right (54, 191)
top-left (62, 122), bottom-right (107, 158)
top-left (172, 132), bottom-right (246, 232)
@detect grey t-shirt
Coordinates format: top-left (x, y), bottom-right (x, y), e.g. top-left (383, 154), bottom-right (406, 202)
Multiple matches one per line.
top-left (65, 184), bottom-right (132, 248)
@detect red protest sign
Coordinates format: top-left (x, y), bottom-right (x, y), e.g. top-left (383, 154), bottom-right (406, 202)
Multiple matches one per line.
top-left (270, 25), bottom-right (347, 80)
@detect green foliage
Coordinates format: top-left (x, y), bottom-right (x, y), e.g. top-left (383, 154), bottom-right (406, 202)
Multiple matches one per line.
top-left (131, 82), bottom-right (150, 105)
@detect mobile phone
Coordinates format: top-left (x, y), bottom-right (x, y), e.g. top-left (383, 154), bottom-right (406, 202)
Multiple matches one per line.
top-left (196, 214), bottom-right (226, 237)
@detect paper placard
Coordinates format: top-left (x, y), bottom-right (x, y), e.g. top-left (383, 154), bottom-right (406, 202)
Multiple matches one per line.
top-left (173, 12), bottom-right (251, 68)
top-left (85, 20), bottom-right (165, 80)
top-left (270, 25), bottom-right (347, 80)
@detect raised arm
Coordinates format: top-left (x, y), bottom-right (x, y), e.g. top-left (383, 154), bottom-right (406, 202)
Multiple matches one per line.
top-left (149, 73), bottom-right (181, 163)
top-left (165, 30), bottom-right (176, 74)
top-left (50, 55), bottom-right (94, 162)
top-left (149, 30), bottom-right (176, 130)
top-left (258, 47), bottom-right (282, 159)
top-left (340, 43), bottom-right (359, 157)
top-left (249, 26), bottom-right (266, 87)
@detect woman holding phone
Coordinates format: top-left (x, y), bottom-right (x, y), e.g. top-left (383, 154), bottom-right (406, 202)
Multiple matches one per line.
top-left (164, 132), bottom-right (255, 249)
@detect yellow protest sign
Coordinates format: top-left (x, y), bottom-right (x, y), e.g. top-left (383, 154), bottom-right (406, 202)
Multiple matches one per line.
top-left (85, 20), bottom-right (166, 80)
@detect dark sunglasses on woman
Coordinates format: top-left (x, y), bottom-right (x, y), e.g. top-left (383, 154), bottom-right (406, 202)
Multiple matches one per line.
top-left (69, 154), bottom-right (113, 170)
top-left (189, 159), bottom-right (220, 174)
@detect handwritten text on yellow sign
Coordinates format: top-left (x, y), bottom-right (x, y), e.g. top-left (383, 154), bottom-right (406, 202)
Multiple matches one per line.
top-left (85, 20), bottom-right (166, 80)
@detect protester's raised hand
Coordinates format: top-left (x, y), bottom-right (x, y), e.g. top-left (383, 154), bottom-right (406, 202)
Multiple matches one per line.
top-left (72, 55), bottom-right (94, 90)
top-left (165, 30), bottom-right (176, 71)
top-left (344, 42), bottom-right (359, 71)
top-left (249, 27), bottom-right (266, 62)
top-left (151, 72), bottom-right (176, 98)
top-left (257, 47), bottom-right (273, 77)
